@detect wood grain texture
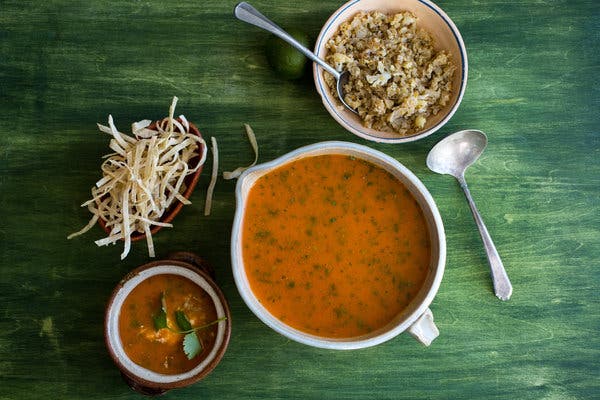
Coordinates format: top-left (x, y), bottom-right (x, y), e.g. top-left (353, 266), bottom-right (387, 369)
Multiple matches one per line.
top-left (0, 0), bottom-right (598, 399)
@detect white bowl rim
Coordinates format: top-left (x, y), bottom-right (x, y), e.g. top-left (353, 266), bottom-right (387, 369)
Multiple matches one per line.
top-left (231, 141), bottom-right (446, 349)
top-left (313, 0), bottom-right (469, 143)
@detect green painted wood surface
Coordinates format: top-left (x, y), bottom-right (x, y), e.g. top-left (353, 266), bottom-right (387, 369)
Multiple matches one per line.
top-left (1, 0), bottom-right (598, 399)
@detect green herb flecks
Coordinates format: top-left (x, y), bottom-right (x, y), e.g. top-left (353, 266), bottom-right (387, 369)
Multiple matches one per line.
top-left (152, 292), bottom-right (168, 330)
top-left (152, 291), bottom-right (227, 360)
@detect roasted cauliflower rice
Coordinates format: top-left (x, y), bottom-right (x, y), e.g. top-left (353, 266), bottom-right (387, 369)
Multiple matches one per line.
top-left (324, 11), bottom-right (456, 135)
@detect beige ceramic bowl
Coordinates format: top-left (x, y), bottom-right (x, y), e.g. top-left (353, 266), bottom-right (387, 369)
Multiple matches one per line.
top-left (313, 0), bottom-right (468, 143)
top-left (104, 252), bottom-right (231, 395)
top-left (231, 141), bottom-right (446, 349)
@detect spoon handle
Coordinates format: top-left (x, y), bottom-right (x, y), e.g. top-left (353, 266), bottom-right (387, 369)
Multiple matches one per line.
top-left (458, 176), bottom-right (513, 301)
top-left (234, 2), bottom-right (340, 78)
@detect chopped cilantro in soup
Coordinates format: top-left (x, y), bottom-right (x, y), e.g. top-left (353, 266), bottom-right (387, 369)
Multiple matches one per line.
top-left (118, 274), bottom-right (218, 374)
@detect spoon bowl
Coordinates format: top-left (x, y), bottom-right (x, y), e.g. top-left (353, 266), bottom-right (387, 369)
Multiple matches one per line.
top-left (234, 2), bottom-right (357, 114)
top-left (336, 70), bottom-right (353, 112)
top-left (426, 129), bottom-right (487, 178)
top-left (427, 130), bottom-right (512, 301)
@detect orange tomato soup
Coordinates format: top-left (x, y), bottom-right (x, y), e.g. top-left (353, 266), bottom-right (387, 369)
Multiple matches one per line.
top-left (242, 154), bottom-right (431, 338)
top-left (119, 274), bottom-right (218, 374)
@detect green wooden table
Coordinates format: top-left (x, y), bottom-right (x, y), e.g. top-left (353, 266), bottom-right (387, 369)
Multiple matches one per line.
top-left (1, 0), bottom-right (598, 399)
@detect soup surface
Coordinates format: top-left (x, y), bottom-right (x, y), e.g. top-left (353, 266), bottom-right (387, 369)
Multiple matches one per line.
top-left (242, 154), bottom-right (431, 338)
top-left (119, 274), bottom-right (218, 374)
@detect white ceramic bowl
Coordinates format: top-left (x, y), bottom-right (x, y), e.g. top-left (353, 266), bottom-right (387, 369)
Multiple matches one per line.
top-left (313, 0), bottom-right (468, 143)
top-left (231, 141), bottom-right (446, 349)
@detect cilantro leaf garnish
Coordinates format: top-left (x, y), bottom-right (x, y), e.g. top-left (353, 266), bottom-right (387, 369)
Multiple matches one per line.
top-left (150, 291), bottom-right (226, 360)
top-left (152, 292), bottom-right (168, 330)
top-left (182, 332), bottom-right (202, 360)
top-left (175, 310), bottom-right (193, 332)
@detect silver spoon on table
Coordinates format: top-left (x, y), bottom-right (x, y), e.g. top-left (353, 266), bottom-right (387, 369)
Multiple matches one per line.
top-left (234, 2), bottom-right (357, 114)
top-left (426, 130), bottom-right (512, 301)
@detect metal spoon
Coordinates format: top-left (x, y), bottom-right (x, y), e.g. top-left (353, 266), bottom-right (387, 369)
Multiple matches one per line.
top-left (426, 130), bottom-right (512, 301)
top-left (234, 2), bottom-right (356, 114)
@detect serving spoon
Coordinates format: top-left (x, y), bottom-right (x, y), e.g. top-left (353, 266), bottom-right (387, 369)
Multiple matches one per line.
top-left (234, 2), bottom-right (357, 114)
top-left (426, 130), bottom-right (512, 301)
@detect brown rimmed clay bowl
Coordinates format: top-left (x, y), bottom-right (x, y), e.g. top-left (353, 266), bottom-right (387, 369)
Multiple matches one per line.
top-left (97, 118), bottom-right (205, 242)
top-left (313, 0), bottom-right (468, 143)
top-left (104, 252), bottom-right (231, 395)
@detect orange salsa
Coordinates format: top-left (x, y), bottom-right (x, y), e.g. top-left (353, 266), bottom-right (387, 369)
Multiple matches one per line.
top-left (242, 154), bottom-right (431, 338)
top-left (118, 274), bottom-right (218, 374)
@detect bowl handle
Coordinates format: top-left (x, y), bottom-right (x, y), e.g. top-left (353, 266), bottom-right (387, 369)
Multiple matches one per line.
top-left (407, 308), bottom-right (439, 346)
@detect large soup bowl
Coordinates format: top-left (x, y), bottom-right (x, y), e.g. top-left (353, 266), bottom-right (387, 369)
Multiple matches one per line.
top-left (231, 141), bottom-right (446, 349)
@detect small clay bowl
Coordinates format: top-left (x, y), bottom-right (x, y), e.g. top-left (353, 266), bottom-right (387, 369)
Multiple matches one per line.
top-left (104, 252), bottom-right (231, 395)
top-left (97, 118), bottom-right (204, 242)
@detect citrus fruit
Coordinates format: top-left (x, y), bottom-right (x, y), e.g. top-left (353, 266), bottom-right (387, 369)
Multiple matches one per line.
top-left (265, 28), bottom-right (310, 80)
